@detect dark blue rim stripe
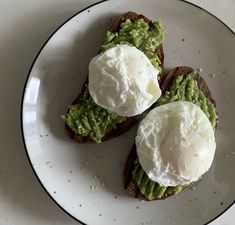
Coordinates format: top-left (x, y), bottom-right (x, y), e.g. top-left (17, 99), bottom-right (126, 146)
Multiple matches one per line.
top-left (20, 1), bottom-right (107, 225)
top-left (20, 0), bottom-right (235, 224)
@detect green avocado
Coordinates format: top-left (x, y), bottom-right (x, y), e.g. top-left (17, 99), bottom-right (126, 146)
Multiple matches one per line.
top-left (132, 160), bottom-right (186, 200)
top-left (156, 72), bottom-right (217, 128)
top-left (64, 86), bottom-right (127, 142)
top-left (102, 18), bottom-right (165, 70)
top-left (64, 18), bottom-right (165, 143)
top-left (132, 71), bottom-right (218, 200)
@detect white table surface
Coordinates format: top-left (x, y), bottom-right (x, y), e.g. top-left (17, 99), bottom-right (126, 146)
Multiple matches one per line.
top-left (0, 0), bottom-right (234, 224)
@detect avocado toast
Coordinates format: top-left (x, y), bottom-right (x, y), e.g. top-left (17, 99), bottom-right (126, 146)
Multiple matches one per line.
top-left (123, 66), bottom-right (218, 201)
top-left (64, 12), bottom-right (165, 143)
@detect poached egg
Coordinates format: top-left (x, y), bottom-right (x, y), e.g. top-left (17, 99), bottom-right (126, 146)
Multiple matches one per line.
top-left (88, 44), bottom-right (161, 117)
top-left (136, 101), bottom-right (216, 187)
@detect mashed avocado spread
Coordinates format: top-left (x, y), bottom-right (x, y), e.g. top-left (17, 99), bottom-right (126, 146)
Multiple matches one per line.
top-left (102, 19), bottom-right (165, 70)
top-left (132, 71), bottom-right (218, 200)
top-left (157, 72), bottom-right (217, 129)
top-left (64, 19), bottom-right (165, 143)
top-left (65, 86), bottom-right (126, 141)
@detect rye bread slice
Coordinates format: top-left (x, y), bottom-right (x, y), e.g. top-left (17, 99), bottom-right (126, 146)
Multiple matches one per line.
top-left (65, 11), bottom-right (164, 143)
top-left (123, 66), bottom-right (217, 201)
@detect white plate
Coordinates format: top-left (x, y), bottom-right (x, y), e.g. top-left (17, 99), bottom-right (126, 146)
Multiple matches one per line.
top-left (21, 0), bottom-right (235, 224)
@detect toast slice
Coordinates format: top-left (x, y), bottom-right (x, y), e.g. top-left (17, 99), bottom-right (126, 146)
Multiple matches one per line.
top-left (123, 66), bottom-right (218, 201)
top-left (64, 12), bottom-right (165, 143)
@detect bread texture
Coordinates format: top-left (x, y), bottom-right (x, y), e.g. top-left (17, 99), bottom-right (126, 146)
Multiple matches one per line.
top-left (123, 66), bottom-right (217, 201)
top-left (65, 12), bottom-right (164, 143)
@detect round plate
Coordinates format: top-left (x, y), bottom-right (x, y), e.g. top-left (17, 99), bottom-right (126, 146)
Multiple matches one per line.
top-left (21, 0), bottom-right (235, 224)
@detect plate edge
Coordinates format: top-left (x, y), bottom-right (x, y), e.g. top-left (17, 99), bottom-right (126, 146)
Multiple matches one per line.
top-left (20, 0), bottom-right (235, 225)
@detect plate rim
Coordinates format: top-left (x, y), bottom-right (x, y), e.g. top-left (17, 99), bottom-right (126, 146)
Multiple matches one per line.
top-left (20, 0), bottom-right (235, 224)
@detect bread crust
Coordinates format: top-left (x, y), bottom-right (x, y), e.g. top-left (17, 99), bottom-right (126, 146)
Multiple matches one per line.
top-left (65, 11), bottom-right (164, 143)
top-left (123, 66), bottom-right (217, 201)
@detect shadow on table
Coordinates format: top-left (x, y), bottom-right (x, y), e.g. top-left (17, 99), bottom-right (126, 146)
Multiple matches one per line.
top-left (0, 1), bottom-right (101, 224)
